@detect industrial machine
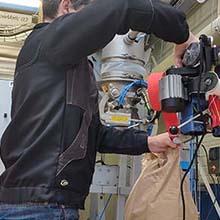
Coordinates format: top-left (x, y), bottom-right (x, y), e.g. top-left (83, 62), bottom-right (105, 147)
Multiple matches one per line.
top-left (92, 32), bottom-right (220, 220)
top-left (98, 31), bottom-right (155, 129)
top-left (147, 34), bottom-right (220, 220)
top-left (148, 35), bottom-right (220, 143)
top-left (0, 0), bottom-right (219, 220)
top-left (90, 31), bottom-right (157, 220)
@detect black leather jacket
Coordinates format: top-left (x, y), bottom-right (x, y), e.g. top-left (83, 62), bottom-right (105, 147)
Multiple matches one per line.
top-left (0, 0), bottom-right (189, 209)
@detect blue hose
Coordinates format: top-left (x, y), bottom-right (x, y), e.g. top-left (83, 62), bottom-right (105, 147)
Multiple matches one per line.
top-left (117, 80), bottom-right (147, 106)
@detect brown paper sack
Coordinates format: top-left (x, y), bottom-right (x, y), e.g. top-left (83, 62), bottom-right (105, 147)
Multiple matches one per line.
top-left (125, 149), bottom-right (198, 220)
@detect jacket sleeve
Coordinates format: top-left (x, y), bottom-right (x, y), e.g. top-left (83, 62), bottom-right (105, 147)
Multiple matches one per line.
top-left (42, 0), bottom-right (189, 66)
top-left (91, 113), bottom-right (150, 155)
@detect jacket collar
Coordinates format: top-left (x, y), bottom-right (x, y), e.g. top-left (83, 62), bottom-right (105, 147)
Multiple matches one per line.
top-left (34, 23), bottom-right (49, 30)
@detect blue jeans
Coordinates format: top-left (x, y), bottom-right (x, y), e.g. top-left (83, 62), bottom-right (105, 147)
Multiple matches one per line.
top-left (0, 204), bottom-right (79, 220)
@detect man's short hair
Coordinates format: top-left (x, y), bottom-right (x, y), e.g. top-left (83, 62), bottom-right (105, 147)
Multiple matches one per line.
top-left (42, 0), bottom-right (91, 19)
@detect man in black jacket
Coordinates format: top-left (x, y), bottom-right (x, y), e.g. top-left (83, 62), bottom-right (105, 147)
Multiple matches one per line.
top-left (0, 0), bottom-right (197, 219)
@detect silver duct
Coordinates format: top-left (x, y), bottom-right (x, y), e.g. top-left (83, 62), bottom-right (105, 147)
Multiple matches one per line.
top-left (98, 32), bottom-right (153, 127)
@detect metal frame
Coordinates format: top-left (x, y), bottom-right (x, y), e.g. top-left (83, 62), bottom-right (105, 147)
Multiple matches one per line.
top-left (198, 158), bottom-right (220, 218)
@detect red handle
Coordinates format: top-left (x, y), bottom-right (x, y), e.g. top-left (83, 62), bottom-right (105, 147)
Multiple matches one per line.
top-left (209, 95), bottom-right (220, 128)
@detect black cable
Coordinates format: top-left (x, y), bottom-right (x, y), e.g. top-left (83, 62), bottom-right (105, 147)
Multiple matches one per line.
top-left (180, 134), bottom-right (205, 220)
top-left (202, 145), bottom-right (219, 220)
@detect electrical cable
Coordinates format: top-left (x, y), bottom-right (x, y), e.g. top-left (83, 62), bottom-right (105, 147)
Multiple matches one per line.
top-left (98, 194), bottom-right (113, 220)
top-left (202, 144), bottom-right (219, 220)
top-left (180, 134), bottom-right (205, 220)
top-left (137, 89), bottom-right (160, 123)
top-left (117, 80), bottom-right (147, 106)
top-left (180, 36), bottom-right (212, 220)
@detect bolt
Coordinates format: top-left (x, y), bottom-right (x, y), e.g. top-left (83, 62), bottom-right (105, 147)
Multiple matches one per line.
top-left (110, 88), bottom-right (119, 98)
top-left (109, 83), bottom-right (113, 89)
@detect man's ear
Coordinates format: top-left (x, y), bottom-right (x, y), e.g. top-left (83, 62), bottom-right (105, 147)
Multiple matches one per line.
top-left (58, 0), bottom-right (72, 16)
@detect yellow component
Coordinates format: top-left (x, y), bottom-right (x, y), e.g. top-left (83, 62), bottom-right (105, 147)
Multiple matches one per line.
top-left (111, 115), bottom-right (130, 123)
top-left (101, 85), bottom-right (108, 93)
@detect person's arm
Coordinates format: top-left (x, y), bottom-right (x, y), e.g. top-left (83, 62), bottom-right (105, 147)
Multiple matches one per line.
top-left (92, 114), bottom-right (177, 155)
top-left (42, 0), bottom-right (189, 66)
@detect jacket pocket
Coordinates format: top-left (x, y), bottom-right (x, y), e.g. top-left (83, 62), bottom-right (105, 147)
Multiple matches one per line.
top-left (56, 109), bottom-right (91, 176)
top-left (62, 104), bottom-right (84, 151)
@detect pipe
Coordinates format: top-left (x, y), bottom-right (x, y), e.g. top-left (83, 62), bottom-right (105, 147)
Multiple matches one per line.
top-left (0, 0), bottom-right (40, 15)
top-left (123, 31), bottom-right (139, 45)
